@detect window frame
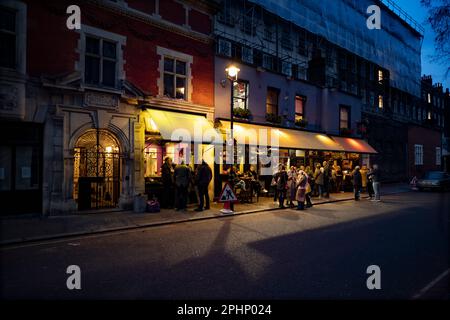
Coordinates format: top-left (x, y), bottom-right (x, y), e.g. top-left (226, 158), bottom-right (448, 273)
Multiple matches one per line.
top-left (339, 105), bottom-right (351, 131)
top-left (0, 5), bottom-right (17, 69)
top-left (266, 87), bottom-right (279, 115)
top-left (295, 95), bottom-right (306, 121)
top-left (414, 144), bottom-right (423, 165)
top-left (84, 35), bottom-right (118, 88)
top-left (163, 56), bottom-right (187, 100)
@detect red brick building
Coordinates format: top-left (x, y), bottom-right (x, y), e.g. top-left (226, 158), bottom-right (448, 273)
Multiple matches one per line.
top-left (408, 125), bottom-right (442, 179)
top-left (0, 0), bottom-right (217, 214)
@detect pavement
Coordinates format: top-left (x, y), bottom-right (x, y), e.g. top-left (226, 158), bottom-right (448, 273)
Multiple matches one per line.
top-left (0, 183), bottom-right (411, 246)
top-left (0, 190), bottom-right (447, 299)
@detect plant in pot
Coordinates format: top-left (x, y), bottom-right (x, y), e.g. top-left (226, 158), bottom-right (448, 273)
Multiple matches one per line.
top-left (233, 107), bottom-right (251, 120)
top-left (266, 113), bottom-right (282, 124)
top-left (295, 118), bottom-right (308, 128)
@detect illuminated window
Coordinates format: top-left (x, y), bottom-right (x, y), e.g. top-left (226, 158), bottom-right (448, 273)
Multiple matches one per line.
top-left (427, 93), bottom-right (431, 104)
top-left (232, 80), bottom-right (249, 110)
top-left (378, 95), bottom-right (383, 109)
top-left (339, 105), bottom-right (350, 130)
top-left (266, 87), bottom-right (279, 115)
top-left (378, 70), bottom-right (383, 82)
top-left (427, 111), bottom-right (431, 120)
top-left (295, 95), bottom-right (306, 121)
top-left (163, 57), bottom-right (187, 99)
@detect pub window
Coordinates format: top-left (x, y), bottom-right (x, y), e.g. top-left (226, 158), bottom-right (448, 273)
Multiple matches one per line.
top-left (0, 7), bottom-right (16, 69)
top-left (232, 80), bottom-right (249, 110)
top-left (266, 87), bottom-right (279, 115)
top-left (295, 95), bottom-right (306, 121)
top-left (339, 105), bottom-right (350, 130)
top-left (163, 57), bottom-right (187, 99)
top-left (85, 36), bottom-right (117, 87)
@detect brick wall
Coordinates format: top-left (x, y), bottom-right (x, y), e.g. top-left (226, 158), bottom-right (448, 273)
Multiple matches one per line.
top-left (25, 0), bottom-right (214, 107)
top-left (408, 125), bottom-right (442, 178)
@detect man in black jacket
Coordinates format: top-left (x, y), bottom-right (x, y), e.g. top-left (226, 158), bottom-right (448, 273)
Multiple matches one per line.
top-left (353, 166), bottom-right (362, 200)
top-left (195, 160), bottom-right (213, 211)
top-left (161, 157), bottom-right (174, 208)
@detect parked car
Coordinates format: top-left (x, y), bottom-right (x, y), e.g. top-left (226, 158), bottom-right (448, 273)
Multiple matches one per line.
top-left (416, 171), bottom-right (450, 191)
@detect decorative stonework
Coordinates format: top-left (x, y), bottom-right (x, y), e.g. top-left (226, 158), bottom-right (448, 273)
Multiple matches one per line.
top-left (84, 92), bottom-right (119, 109)
top-left (0, 84), bottom-right (18, 110)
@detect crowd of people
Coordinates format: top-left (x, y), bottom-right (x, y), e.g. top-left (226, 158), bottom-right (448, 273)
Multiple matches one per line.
top-left (271, 162), bottom-right (381, 210)
top-left (158, 156), bottom-right (381, 213)
top-left (160, 156), bottom-right (212, 212)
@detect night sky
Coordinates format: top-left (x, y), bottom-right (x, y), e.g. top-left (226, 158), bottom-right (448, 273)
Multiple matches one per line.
top-left (394, 0), bottom-right (449, 89)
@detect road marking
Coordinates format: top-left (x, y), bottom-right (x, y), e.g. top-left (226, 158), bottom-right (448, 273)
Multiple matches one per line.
top-left (412, 268), bottom-right (450, 299)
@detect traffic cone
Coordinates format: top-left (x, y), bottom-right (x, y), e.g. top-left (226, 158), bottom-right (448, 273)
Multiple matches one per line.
top-left (220, 200), bottom-right (234, 214)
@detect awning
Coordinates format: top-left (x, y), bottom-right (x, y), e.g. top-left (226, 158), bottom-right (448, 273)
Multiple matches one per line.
top-left (330, 136), bottom-right (378, 154)
top-left (219, 121), bottom-right (345, 152)
top-left (143, 109), bottom-right (218, 143)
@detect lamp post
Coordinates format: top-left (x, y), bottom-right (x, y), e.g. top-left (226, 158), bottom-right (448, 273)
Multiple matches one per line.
top-left (225, 65), bottom-right (240, 163)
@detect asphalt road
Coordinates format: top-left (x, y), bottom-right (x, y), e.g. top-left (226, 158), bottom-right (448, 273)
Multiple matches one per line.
top-left (0, 191), bottom-right (448, 300)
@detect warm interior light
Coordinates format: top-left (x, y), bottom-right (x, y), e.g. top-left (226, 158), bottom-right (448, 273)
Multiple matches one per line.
top-left (226, 65), bottom-right (240, 80)
top-left (105, 146), bottom-right (112, 153)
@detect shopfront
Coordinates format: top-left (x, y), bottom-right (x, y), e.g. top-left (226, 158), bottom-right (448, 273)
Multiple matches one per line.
top-left (142, 108), bottom-right (217, 203)
top-left (215, 120), bottom-right (377, 195)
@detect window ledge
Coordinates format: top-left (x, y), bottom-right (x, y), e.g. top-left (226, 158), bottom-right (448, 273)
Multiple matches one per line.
top-left (81, 84), bottom-right (124, 95)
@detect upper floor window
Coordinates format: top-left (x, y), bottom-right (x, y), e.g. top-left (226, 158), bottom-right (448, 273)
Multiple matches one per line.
top-left (436, 147), bottom-right (441, 166)
top-left (339, 105), bottom-right (350, 130)
top-left (0, 7), bottom-right (16, 69)
top-left (378, 70), bottom-right (383, 82)
top-left (262, 54), bottom-right (273, 70)
top-left (427, 93), bottom-right (431, 104)
top-left (85, 36), bottom-right (117, 87)
top-left (295, 95), bottom-right (306, 121)
top-left (281, 61), bottom-right (292, 77)
top-left (163, 57), bottom-right (187, 99)
top-left (218, 39), bottom-right (231, 57)
top-left (242, 46), bottom-right (253, 64)
top-left (266, 87), bottom-right (279, 115)
top-left (232, 80), bottom-right (249, 110)
top-left (378, 95), bottom-right (383, 109)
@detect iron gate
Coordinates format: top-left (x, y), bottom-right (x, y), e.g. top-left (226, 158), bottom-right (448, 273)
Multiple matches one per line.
top-left (74, 130), bottom-right (120, 210)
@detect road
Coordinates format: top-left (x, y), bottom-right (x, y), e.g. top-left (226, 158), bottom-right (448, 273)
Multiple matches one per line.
top-left (0, 191), bottom-right (448, 299)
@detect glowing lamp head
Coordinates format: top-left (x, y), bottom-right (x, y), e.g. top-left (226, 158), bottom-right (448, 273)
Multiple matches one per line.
top-left (225, 65), bottom-right (240, 81)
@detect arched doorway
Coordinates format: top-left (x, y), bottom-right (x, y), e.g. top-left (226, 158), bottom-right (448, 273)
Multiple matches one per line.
top-left (73, 129), bottom-right (120, 210)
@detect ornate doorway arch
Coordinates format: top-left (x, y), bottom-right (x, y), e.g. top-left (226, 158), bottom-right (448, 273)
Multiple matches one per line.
top-left (73, 129), bottom-right (120, 210)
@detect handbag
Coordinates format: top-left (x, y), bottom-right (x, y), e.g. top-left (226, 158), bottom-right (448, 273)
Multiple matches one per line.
top-left (146, 200), bottom-right (160, 213)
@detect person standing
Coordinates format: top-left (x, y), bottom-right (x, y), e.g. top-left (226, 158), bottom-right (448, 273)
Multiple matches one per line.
top-left (296, 170), bottom-right (308, 210)
top-left (353, 166), bottom-right (362, 201)
top-left (287, 166), bottom-right (298, 208)
top-left (276, 166), bottom-right (288, 208)
top-left (313, 163), bottom-right (324, 198)
top-left (174, 161), bottom-right (191, 211)
top-left (370, 164), bottom-right (381, 202)
top-left (194, 160), bottom-right (212, 212)
top-left (366, 166), bottom-right (375, 199)
top-left (322, 161), bottom-right (331, 198)
top-left (335, 165), bottom-right (343, 193)
top-left (161, 156), bottom-right (174, 208)
top-left (360, 165), bottom-right (368, 192)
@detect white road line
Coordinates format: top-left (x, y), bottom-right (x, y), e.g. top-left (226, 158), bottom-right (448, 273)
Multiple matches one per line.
top-left (412, 268), bottom-right (450, 299)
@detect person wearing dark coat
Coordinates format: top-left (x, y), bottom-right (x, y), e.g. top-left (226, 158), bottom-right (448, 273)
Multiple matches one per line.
top-left (276, 166), bottom-right (288, 208)
top-left (194, 160), bottom-right (213, 211)
top-left (161, 157), bottom-right (174, 208)
top-left (174, 161), bottom-right (191, 211)
top-left (353, 166), bottom-right (362, 200)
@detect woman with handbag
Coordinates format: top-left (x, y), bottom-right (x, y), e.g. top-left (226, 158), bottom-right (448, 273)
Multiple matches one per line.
top-left (296, 170), bottom-right (308, 210)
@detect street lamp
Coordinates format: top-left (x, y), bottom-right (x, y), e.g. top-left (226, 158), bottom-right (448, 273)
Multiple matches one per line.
top-left (225, 65), bottom-right (240, 157)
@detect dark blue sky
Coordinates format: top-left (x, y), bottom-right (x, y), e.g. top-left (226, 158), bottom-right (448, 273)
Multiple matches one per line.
top-left (395, 0), bottom-right (449, 89)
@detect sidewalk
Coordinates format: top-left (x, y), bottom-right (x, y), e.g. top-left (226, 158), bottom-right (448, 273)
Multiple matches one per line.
top-left (0, 183), bottom-right (411, 246)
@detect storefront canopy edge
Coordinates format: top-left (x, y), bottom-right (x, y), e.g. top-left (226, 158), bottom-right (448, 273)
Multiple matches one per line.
top-left (219, 121), bottom-right (345, 152)
top-left (331, 136), bottom-right (378, 154)
top-left (144, 109), bottom-right (219, 143)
